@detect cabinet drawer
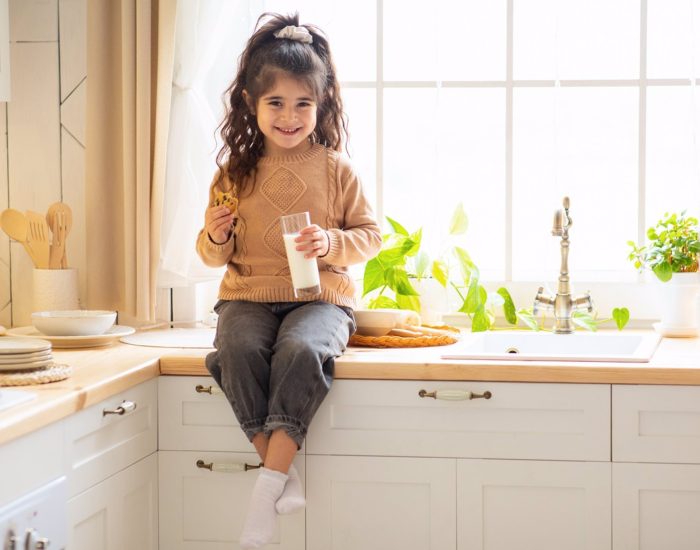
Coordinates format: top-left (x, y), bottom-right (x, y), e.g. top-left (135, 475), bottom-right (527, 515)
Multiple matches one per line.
top-left (613, 385), bottom-right (700, 464)
top-left (65, 379), bottom-right (157, 497)
top-left (306, 380), bottom-right (610, 461)
top-left (158, 376), bottom-right (252, 452)
top-left (159, 450), bottom-right (305, 550)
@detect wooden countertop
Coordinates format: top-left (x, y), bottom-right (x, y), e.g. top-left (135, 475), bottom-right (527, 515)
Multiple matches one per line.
top-left (0, 331), bottom-right (699, 446)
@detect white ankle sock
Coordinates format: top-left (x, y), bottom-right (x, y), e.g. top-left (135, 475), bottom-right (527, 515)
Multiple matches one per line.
top-left (239, 467), bottom-right (287, 549)
top-left (275, 464), bottom-right (306, 514)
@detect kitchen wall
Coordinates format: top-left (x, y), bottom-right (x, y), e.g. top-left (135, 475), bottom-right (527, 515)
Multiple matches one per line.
top-left (0, 0), bottom-right (86, 328)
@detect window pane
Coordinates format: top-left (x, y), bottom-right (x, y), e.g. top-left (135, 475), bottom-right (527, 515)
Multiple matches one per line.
top-left (436, 89), bottom-right (506, 279)
top-left (264, 0), bottom-right (376, 81)
top-left (513, 87), bottom-right (638, 282)
top-left (514, 0), bottom-right (639, 80)
top-left (342, 88), bottom-right (377, 209)
top-left (647, 0), bottom-right (695, 79)
top-left (646, 86), bottom-right (700, 225)
top-left (438, 0), bottom-right (506, 81)
top-left (384, 0), bottom-right (439, 80)
top-left (383, 88), bottom-right (439, 230)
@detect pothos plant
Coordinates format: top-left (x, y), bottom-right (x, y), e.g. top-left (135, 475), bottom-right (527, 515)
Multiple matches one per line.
top-left (363, 204), bottom-right (630, 332)
top-left (627, 211), bottom-right (700, 281)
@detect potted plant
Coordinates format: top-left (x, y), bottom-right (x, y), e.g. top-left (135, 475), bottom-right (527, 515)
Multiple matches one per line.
top-left (364, 204), bottom-right (630, 332)
top-left (628, 211), bottom-right (700, 332)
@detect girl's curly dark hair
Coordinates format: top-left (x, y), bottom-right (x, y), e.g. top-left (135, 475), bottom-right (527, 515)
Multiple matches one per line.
top-left (215, 12), bottom-right (348, 194)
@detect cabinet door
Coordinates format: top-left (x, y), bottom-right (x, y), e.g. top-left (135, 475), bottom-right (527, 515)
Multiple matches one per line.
top-left (307, 380), bottom-right (610, 461)
top-left (613, 385), bottom-right (700, 464)
top-left (613, 462), bottom-right (700, 550)
top-left (159, 450), bottom-right (305, 550)
top-left (65, 378), bottom-right (157, 497)
top-left (67, 452), bottom-right (158, 550)
top-left (457, 459), bottom-right (611, 550)
top-left (306, 455), bottom-right (456, 550)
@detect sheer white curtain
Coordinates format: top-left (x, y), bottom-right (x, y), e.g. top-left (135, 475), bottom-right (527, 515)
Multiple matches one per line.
top-left (158, 0), bottom-right (254, 287)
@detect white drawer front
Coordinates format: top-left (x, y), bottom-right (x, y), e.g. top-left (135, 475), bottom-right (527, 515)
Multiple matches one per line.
top-left (159, 450), bottom-right (305, 550)
top-left (158, 376), bottom-right (253, 452)
top-left (0, 422), bottom-right (64, 506)
top-left (306, 380), bottom-right (610, 461)
top-left (613, 385), bottom-right (700, 464)
top-left (65, 379), bottom-right (157, 497)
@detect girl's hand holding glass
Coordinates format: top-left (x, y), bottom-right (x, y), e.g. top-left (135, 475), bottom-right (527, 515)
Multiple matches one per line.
top-left (206, 205), bottom-right (235, 244)
top-left (295, 224), bottom-right (329, 258)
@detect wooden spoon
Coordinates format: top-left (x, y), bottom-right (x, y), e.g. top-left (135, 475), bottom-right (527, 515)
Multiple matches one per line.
top-left (46, 202), bottom-right (64, 269)
top-left (0, 208), bottom-right (39, 267)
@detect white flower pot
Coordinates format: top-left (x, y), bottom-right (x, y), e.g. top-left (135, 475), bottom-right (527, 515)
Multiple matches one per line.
top-left (655, 272), bottom-right (700, 332)
top-left (412, 278), bottom-right (449, 325)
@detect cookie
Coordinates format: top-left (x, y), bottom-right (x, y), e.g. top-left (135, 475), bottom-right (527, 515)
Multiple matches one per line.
top-left (214, 191), bottom-right (238, 215)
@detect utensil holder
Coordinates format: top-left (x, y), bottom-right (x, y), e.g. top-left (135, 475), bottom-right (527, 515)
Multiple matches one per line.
top-left (33, 268), bottom-right (80, 312)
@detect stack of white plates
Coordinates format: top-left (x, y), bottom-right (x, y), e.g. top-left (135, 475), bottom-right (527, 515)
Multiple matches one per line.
top-left (0, 337), bottom-right (53, 371)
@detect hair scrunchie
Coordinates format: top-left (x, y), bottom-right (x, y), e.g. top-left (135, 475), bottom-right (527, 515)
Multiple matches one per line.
top-left (273, 25), bottom-right (313, 44)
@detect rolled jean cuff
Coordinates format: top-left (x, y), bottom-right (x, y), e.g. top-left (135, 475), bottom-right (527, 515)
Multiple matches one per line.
top-left (240, 418), bottom-right (267, 442)
top-left (264, 414), bottom-right (308, 449)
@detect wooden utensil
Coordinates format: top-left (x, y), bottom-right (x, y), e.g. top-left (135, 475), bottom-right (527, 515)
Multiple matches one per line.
top-left (25, 210), bottom-right (50, 269)
top-left (46, 202), bottom-right (66, 269)
top-left (0, 208), bottom-right (40, 267)
top-left (54, 203), bottom-right (72, 268)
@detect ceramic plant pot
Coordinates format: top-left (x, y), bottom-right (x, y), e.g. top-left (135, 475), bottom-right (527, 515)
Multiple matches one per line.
top-left (655, 272), bottom-right (700, 335)
top-left (412, 278), bottom-right (449, 325)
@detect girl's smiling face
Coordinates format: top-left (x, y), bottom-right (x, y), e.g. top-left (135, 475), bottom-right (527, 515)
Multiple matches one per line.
top-left (250, 74), bottom-right (318, 157)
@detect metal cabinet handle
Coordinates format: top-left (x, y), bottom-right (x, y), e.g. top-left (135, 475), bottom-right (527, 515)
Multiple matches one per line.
top-left (35, 538), bottom-right (50, 549)
top-left (195, 384), bottom-right (223, 395)
top-left (418, 389), bottom-right (492, 401)
top-left (102, 400), bottom-right (137, 416)
top-left (195, 459), bottom-right (262, 473)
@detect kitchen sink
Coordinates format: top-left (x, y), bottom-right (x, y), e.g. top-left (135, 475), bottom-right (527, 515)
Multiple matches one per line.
top-left (0, 389), bottom-right (36, 413)
top-left (441, 330), bottom-right (662, 362)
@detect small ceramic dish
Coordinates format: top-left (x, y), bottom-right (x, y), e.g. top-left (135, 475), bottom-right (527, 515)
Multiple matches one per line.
top-left (31, 310), bottom-right (117, 336)
top-left (353, 309), bottom-right (421, 336)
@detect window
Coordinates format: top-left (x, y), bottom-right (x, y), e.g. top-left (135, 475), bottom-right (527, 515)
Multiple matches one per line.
top-left (199, 0), bottom-right (700, 321)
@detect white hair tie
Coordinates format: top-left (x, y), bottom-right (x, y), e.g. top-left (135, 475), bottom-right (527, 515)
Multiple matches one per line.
top-left (274, 25), bottom-right (313, 44)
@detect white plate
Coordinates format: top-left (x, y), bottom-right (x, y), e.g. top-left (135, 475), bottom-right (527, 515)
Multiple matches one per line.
top-left (0, 337), bottom-right (52, 354)
top-left (653, 322), bottom-right (699, 338)
top-left (0, 350), bottom-right (53, 364)
top-left (5, 325), bottom-right (136, 348)
top-left (0, 358), bottom-right (54, 372)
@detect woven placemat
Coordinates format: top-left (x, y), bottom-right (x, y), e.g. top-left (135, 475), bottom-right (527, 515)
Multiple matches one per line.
top-left (349, 326), bottom-right (460, 348)
top-left (0, 364), bottom-right (72, 386)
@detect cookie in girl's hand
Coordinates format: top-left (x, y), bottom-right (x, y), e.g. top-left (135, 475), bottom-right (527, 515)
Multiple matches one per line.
top-left (214, 191), bottom-right (238, 214)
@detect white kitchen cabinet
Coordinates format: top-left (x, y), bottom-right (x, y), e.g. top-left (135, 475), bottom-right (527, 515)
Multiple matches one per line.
top-left (158, 375), bottom-right (251, 452)
top-left (159, 450), bottom-right (305, 550)
top-left (67, 452), bottom-right (158, 550)
top-left (307, 380), bottom-right (610, 460)
top-left (613, 462), bottom-right (700, 550)
top-left (65, 379), bottom-right (157, 497)
top-left (458, 459), bottom-right (611, 550)
top-left (306, 455), bottom-right (456, 550)
top-left (305, 379), bottom-right (612, 550)
top-left (612, 385), bottom-right (700, 550)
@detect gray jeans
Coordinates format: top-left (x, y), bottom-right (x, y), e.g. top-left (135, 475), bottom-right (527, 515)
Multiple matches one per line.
top-left (205, 300), bottom-right (356, 448)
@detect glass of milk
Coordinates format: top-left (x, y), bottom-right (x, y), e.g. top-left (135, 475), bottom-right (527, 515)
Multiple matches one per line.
top-left (280, 212), bottom-right (322, 298)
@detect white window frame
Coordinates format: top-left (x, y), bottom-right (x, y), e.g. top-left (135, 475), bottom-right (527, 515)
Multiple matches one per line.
top-left (337, 0), bottom-right (697, 325)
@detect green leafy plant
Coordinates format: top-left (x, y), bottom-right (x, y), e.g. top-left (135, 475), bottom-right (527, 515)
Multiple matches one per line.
top-left (363, 205), bottom-right (630, 332)
top-left (627, 211), bottom-right (700, 282)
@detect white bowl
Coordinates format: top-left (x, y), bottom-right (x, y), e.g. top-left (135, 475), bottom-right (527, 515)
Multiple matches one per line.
top-left (31, 310), bottom-right (117, 336)
top-left (353, 309), bottom-right (421, 336)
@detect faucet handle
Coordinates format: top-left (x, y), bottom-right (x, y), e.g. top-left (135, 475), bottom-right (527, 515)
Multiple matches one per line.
top-left (533, 286), bottom-right (555, 316)
top-left (573, 292), bottom-right (593, 313)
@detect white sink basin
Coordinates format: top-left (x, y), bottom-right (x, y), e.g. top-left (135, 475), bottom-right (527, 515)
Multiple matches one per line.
top-left (0, 389), bottom-right (36, 412)
top-left (441, 331), bottom-right (661, 362)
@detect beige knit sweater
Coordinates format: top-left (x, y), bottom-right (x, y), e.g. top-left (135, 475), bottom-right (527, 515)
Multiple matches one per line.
top-left (196, 144), bottom-right (381, 308)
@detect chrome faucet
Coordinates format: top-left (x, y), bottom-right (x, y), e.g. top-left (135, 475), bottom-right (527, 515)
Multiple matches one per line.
top-left (533, 196), bottom-right (592, 334)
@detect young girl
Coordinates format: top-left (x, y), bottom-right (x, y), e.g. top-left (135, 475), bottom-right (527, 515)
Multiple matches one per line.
top-left (196, 12), bottom-right (381, 549)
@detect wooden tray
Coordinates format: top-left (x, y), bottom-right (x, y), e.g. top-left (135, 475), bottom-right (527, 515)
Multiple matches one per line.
top-left (349, 326), bottom-right (460, 348)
